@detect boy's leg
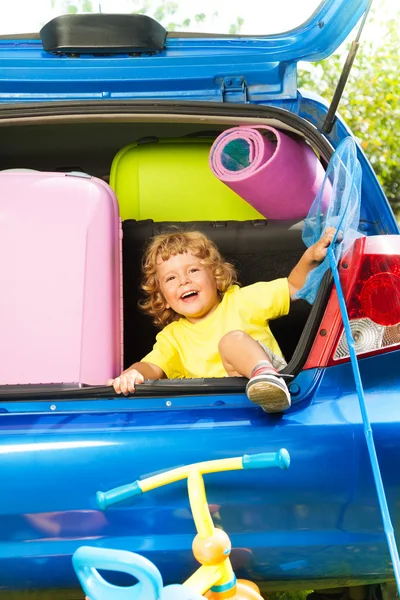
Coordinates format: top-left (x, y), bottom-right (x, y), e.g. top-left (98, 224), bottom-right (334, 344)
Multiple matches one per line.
top-left (218, 330), bottom-right (291, 413)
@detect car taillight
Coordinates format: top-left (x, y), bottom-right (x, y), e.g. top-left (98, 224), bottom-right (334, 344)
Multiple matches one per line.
top-left (304, 235), bottom-right (400, 369)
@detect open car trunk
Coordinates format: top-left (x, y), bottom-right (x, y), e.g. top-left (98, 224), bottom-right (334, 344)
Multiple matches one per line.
top-left (0, 101), bottom-right (335, 401)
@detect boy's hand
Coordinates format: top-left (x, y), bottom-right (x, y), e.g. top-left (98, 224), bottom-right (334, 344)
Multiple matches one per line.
top-left (107, 369), bottom-right (145, 395)
top-left (288, 227), bottom-right (338, 298)
top-left (308, 226), bottom-right (337, 264)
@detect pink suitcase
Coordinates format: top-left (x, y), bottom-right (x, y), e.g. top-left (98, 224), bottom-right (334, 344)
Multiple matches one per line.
top-left (0, 171), bottom-right (123, 386)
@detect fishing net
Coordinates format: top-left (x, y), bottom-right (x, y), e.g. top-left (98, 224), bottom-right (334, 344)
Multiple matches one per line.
top-left (295, 136), bottom-right (363, 304)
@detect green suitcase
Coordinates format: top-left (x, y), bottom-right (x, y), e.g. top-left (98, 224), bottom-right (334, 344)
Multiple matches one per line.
top-left (110, 137), bottom-right (263, 221)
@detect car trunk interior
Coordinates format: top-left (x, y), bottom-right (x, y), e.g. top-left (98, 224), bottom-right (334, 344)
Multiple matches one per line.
top-left (0, 106), bottom-right (335, 397)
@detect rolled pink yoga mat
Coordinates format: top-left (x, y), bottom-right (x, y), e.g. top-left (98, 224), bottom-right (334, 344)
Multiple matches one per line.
top-left (209, 126), bottom-right (328, 220)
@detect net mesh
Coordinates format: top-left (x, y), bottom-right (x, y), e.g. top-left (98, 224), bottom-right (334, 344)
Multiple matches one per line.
top-left (295, 136), bottom-right (363, 304)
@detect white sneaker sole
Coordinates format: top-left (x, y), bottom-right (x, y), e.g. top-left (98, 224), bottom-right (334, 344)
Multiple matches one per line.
top-left (246, 374), bottom-right (291, 413)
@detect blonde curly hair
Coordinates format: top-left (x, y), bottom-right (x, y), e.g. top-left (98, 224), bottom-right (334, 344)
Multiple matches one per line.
top-left (139, 230), bottom-right (238, 327)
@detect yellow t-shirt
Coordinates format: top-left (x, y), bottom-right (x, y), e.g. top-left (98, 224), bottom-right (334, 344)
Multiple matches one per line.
top-left (142, 279), bottom-right (290, 379)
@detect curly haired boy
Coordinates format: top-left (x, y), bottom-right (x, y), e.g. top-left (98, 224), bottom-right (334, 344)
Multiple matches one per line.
top-left (108, 227), bottom-right (335, 413)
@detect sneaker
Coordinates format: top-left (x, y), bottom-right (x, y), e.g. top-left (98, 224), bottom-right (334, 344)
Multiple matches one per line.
top-left (246, 367), bottom-right (291, 413)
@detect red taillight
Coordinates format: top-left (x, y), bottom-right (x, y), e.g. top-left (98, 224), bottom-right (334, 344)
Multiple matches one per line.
top-left (305, 235), bottom-right (400, 369)
top-left (360, 271), bottom-right (400, 326)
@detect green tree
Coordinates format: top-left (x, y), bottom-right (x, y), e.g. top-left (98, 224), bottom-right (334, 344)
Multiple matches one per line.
top-left (298, 5), bottom-right (400, 214)
top-left (229, 16), bottom-right (244, 35)
top-left (51, 0), bottom-right (93, 13)
top-left (132, 1), bottom-right (223, 33)
top-left (51, 0), bottom-right (242, 36)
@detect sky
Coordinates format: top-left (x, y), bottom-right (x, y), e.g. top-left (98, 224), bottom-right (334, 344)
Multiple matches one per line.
top-left (0, 0), bottom-right (398, 36)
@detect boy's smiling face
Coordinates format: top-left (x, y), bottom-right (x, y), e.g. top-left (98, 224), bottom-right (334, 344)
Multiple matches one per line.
top-left (157, 251), bottom-right (220, 323)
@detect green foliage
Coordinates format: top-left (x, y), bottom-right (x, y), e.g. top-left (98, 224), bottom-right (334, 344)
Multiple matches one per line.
top-left (153, 2), bottom-right (178, 23)
top-left (92, 1), bottom-right (237, 37)
top-left (56, 0), bottom-right (93, 13)
top-left (229, 16), bottom-right (244, 35)
top-left (132, 0), bottom-right (207, 32)
top-left (298, 3), bottom-right (400, 212)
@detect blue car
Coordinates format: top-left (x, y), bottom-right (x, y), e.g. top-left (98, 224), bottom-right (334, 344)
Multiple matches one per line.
top-left (0, 0), bottom-right (399, 597)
